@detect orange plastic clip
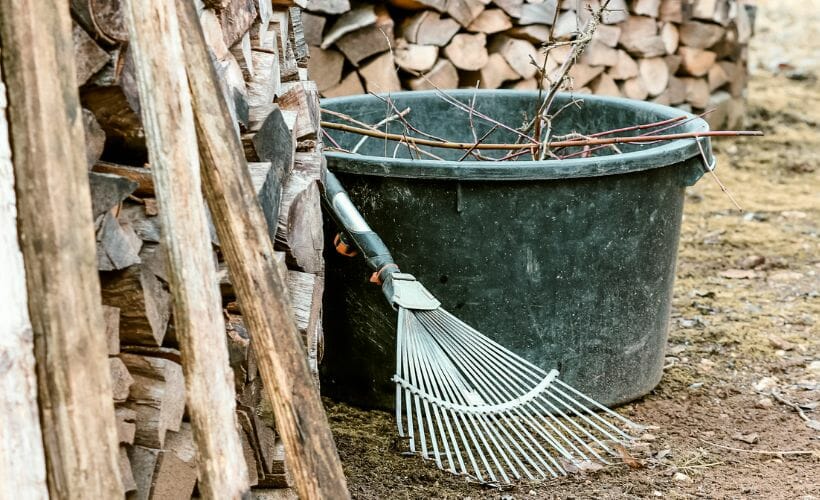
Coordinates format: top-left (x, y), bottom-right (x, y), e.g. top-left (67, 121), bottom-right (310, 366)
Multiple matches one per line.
top-left (334, 233), bottom-right (358, 257)
top-left (369, 264), bottom-right (399, 285)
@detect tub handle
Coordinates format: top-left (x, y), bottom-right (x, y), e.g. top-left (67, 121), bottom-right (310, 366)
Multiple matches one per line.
top-left (322, 170), bottom-right (399, 284)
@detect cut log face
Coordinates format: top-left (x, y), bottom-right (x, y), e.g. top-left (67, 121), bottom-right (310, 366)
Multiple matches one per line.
top-left (394, 41), bottom-right (439, 72)
top-left (307, 46), bottom-right (344, 91)
top-left (73, 22), bottom-right (109, 85)
top-left (491, 36), bottom-right (536, 78)
top-left (581, 41), bottom-right (619, 67)
top-left (82, 108), bottom-right (106, 168)
top-left (334, 5), bottom-right (394, 65)
top-left (100, 264), bottom-right (172, 347)
top-left (358, 52), bottom-right (402, 92)
top-left (620, 76), bottom-right (649, 100)
top-left (444, 32), bottom-right (488, 71)
top-left (120, 353), bottom-right (185, 449)
top-left (305, 0), bottom-right (351, 15)
top-left (408, 58), bottom-right (459, 90)
top-left (321, 4), bottom-right (376, 48)
top-left (446, 0), bottom-right (486, 27)
top-left (678, 46), bottom-right (717, 76)
top-left (608, 49), bottom-right (640, 80)
top-left (467, 8), bottom-right (513, 34)
top-left (478, 53), bottom-right (520, 89)
top-left (678, 20), bottom-right (725, 49)
top-left (619, 15), bottom-right (666, 57)
top-left (518, 0), bottom-right (558, 25)
top-left (639, 56), bottom-right (669, 96)
top-left (402, 10), bottom-right (460, 46)
top-left (322, 71), bottom-right (364, 97)
top-left (590, 73), bottom-right (621, 96)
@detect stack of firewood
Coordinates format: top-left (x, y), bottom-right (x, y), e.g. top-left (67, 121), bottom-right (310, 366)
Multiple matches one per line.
top-left (304, 0), bottom-right (753, 128)
top-left (75, 0), bottom-right (322, 497)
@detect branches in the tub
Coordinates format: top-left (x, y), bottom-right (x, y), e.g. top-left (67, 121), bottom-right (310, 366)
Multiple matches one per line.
top-left (320, 117), bottom-right (762, 151)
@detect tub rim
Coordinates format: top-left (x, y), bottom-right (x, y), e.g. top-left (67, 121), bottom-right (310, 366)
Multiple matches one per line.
top-left (322, 90), bottom-right (714, 182)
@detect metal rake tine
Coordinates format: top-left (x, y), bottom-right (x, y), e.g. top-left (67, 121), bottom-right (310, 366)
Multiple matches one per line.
top-left (405, 323), bottom-right (431, 460)
top-left (407, 315), bottom-right (453, 471)
top-left (545, 387), bottom-right (631, 448)
top-left (411, 318), bottom-right (492, 482)
top-left (396, 308), bottom-right (408, 438)
top-left (419, 312), bottom-right (543, 481)
top-left (421, 311), bottom-right (612, 463)
top-left (398, 310), bottom-right (417, 453)
top-left (555, 379), bottom-right (644, 432)
top-left (424, 319), bottom-right (565, 476)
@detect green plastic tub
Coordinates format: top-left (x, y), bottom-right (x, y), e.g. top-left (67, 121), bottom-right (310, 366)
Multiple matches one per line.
top-left (320, 90), bottom-right (713, 410)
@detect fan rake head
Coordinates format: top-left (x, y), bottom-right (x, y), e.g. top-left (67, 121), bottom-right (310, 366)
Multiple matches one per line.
top-left (392, 306), bottom-right (646, 485)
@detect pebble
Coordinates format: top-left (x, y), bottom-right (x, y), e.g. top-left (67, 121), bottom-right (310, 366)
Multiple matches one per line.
top-left (754, 376), bottom-right (779, 392)
top-left (673, 472), bottom-right (691, 482)
top-left (755, 397), bottom-right (774, 409)
top-left (808, 360), bottom-right (820, 374)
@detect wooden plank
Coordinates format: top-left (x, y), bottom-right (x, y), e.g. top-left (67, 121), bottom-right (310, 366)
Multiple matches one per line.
top-left (122, 0), bottom-right (251, 497)
top-left (0, 1), bottom-right (124, 497)
top-left (175, 0), bottom-right (351, 496)
top-left (0, 48), bottom-right (49, 500)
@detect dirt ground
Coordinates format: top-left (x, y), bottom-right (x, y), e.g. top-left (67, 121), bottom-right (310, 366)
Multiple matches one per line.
top-left (324, 2), bottom-right (819, 498)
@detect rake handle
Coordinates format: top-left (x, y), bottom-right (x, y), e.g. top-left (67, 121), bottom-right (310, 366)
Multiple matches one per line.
top-left (323, 170), bottom-right (399, 283)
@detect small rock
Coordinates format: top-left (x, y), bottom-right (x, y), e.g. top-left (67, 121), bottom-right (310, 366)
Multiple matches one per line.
top-left (754, 376), bottom-right (779, 392)
top-left (656, 449), bottom-right (671, 460)
top-left (769, 335), bottom-right (795, 350)
top-left (738, 255), bottom-right (766, 269)
top-left (528, 490), bottom-right (536, 496)
top-left (732, 432), bottom-right (759, 444)
top-left (743, 212), bottom-right (770, 222)
top-left (673, 472), bottom-right (691, 482)
top-left (781, 210), bottom-right (807, 219)
top-left (653, 491), bottom-right (663, 498)
top-left (809, 360), bottom-right (820, 374)
top-left (640, 433), bottom-right (657, 442)
top-left (689, 382), bottom-right (704, 389)
top-left (755, 397), bottom-right (774, 409)
top-left (768, 271), bottom-right (803, 282)
top-left (720, 269), bottom-right (758, 279)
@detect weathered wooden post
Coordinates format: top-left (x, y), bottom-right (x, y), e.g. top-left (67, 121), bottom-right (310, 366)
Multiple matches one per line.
top-left (121, 0), bottom-right (251, 497)
top-left (0, 0), bottom-right (124, 497)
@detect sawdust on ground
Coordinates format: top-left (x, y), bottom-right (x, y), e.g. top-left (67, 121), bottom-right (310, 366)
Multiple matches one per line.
top-left (325, 2), bottom-right (819, 497)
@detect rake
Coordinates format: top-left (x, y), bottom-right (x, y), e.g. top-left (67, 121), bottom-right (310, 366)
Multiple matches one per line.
top-left (323, 170), bottom-right (647, 484)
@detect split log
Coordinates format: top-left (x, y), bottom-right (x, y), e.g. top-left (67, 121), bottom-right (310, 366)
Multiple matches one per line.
top-left (92, 162), bottom-right (155, 196)
top-left (401, 10), bottom-right (460, 46)
top-left (358, 52), bottom-right (402, 93)
top-left (581, 41), bottom-right (619, 67)
top-left (304, 0), bottom-right (350, 15)
top-left (677, 46), bottom-right (717, 77)
top-left (592, 23), bottom-right (622, 47)
top-left (307, 46), bottom-right (344, 91)
top-left (494, 0), bottom-right (523, 18)
top-left (394, 40), bottom-right (439, 72)
top-left (659, 0), bottom-right (683, 23)
top-left (200, 8), bottom-right (231, 60)
top-left (476, 53), bottom-right (519, 89)
top-left (631, 0), bottom-right (661, 18)
top-left (301, 11), bottom-right (326, 45)
top-left (678, 21), bottom-right (725, 49)
top-left (103, 305), bottom-right (121, 355)
top-left (518, 1), bottom-right (558, 25)
top-left (70, 0), bottom-right (128, 45)
top-left (707, 62), bottom-right (729, 91)
top-left (123, 0), bottom-right (250, 496)
top-left (691, 0), bottom-right (730, 25)
top-left (0, 56), bottom-right (49, 500)
top-left (659, 22), bottom-right (679, 54)
top-left (88, 171), bottom-right (138, 219)
top-left (175, 1), bottom-right (350, 495)
top-left (96, 210), bottom-right (142, 271)
top-left (80, 47), bottom-right (145, 163)
top-left (73, 21), bottom-right (109, 85)
top-left (620, 76), bottom-right (649, 100)
top-left (110, 357), bottom-right (134, 403)
top-left (568, 64), bottom-right (605, 90)
top-left (321, 4), bottom-right (376, 48)
top-left (100, 263), bottom-right (172, 346)
top-left (680, 76), bottom-right (710, 108)
top-left (82, 108), bottom-right (106, 168)
top-left (322, 70), bottom-right (365, 97)
top-left (120, 353), bottom-right (186, 449)
top-left (0, 1), bottom-right (124, 496)
top-left (639, 57), bottom-right (669, 96)
top-left (590, 73), bottom-right (621, 96)
top-left (115, 407), bottom-right (137, 445)
top-left (278, 81), bottom-right (321, 139)
top-left (127, 425), bottom-right (198, 500)
top-left (275, 156), bottom-right (324, 274)
top-left (608, 49), bottom-right (640, 80)
top-left (618, 16), bottom-right (666, 57)
top-left (490, 35), bottom-right (537, 78)
top-left (219, 0), bottom-right (258, 48)
top-left (334, 5), bottom-right (394, 66)
top-left (445, 32), bottom-right (489, 71)
top-left (407, 58), bottom-right (459, 90)
top-left (446, 0), bottom-right (485, 27)
top-left (467, 8), bottom-right (513, 34)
